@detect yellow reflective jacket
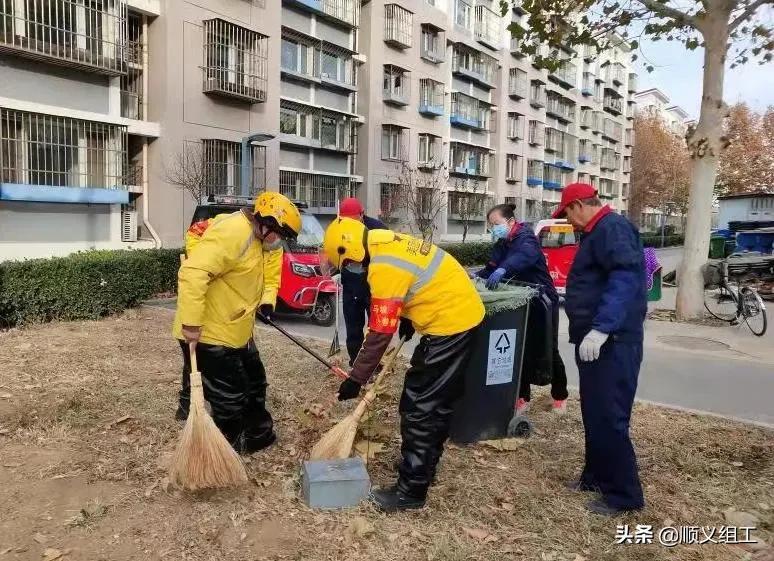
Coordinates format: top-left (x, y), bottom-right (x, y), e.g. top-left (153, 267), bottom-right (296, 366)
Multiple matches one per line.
top-left (173, 210), bottom-right (282, 348)
top-left (365, 230), bottom-right (484, 336)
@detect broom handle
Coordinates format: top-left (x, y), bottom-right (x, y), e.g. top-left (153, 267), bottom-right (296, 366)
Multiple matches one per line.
top-left (188, 341), bottom-right (205, 408)
top-left (352, 336), bottom-right (406, 419)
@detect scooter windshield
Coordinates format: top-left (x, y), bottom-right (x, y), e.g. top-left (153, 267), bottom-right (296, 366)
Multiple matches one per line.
top-left (295, 214), bottom-right (325, 248)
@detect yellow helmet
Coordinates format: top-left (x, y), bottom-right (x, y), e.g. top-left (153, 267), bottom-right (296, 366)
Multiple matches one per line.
top-left (323, 217), bottom-right (367, 268)
top-left (253, 191), bottom-right (302, 239)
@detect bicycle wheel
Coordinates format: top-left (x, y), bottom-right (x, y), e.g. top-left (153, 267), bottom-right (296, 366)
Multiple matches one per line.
top-left (740, 287), bottom-right (767, 337)
top-left (704, 284), bottom-right (738, 321)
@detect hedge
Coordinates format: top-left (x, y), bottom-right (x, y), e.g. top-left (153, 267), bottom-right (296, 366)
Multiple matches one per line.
top-left (641, 235), bottom-right (684, 248)
top-left (439, 241), bottom-right (493, 266)
top-left (0, 249), bottom-right (181, 328)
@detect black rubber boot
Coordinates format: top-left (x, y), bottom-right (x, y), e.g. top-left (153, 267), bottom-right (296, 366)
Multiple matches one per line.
top-left (241, 431), bottom-right (277, 455)
top-left (370, 485), bottom-right (426, 513)
top-left (174, 407), bottom-right (188, 421)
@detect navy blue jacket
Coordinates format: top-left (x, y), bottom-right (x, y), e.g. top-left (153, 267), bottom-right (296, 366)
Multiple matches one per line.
top-left (340, 215), bottom-right (386, 297)
top-left (477, 223), bottom-right (559, 304)
top-left (565, 208), bottom-right (647, 344)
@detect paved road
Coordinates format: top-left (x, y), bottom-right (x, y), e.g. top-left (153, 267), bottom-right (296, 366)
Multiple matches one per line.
top-left (653, 246), bottom-right (683, 275)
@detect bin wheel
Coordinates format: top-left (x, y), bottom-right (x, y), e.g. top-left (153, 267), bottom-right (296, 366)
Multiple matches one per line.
top-left (507, 415), bottom-right (533, 438)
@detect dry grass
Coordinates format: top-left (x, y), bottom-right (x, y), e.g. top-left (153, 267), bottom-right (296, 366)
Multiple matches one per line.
top-left (0, 307), bottom-right (772, 561)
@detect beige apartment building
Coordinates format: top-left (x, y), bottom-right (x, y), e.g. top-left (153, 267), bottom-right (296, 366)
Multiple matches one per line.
top-left (0, 0), bottom-right (635, 260)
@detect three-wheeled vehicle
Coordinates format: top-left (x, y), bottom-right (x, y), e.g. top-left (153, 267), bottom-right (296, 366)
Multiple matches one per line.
top-left (532, 219), bottom-right (579, 296)
top-left (190, 195), bottom-right (338, 326)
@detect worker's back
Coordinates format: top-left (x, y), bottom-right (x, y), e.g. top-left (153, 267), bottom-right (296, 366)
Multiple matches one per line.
top-left (366, 230), bottom-right (484, 336)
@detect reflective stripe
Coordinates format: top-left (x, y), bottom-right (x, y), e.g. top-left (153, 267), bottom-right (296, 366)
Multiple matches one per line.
top-left (409, 248), bottom-right (445, 297)
top-left (371, 248), bottom-right (446, 302)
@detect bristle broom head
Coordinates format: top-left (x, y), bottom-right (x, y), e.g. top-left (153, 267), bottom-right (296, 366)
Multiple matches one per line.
top-left (168, 399), bottom-right (248, 491)
top-left (309, 414), bottom-right (359, 460)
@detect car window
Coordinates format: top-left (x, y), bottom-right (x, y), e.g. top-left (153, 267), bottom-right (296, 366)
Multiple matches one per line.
top-left (539, 228), bottom-right (579, 248)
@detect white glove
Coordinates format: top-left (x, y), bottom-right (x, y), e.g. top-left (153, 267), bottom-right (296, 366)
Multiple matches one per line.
top-left (579, 329), bottom-right (609, 362)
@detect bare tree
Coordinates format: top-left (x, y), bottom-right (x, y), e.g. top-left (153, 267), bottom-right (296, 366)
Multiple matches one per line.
top-left (164, 141), bottom-right (209, 204)
top-left (449, 178), bottom-right (485, 242)
top-left (388, 161), bottom-right (448, 242)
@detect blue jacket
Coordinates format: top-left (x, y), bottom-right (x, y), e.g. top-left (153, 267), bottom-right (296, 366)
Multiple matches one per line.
top-left (477, 223), bottom-right (559, 304)
top-left (340, 215), bottom-right (386, 297)
top-left (565, 208), bottom-right (647, 344)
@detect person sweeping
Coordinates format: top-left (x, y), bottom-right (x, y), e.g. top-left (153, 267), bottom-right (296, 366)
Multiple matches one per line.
top-left (321, 218), bottom-right (484, 512)
top-left (173, 192), bottom-right (301, 455)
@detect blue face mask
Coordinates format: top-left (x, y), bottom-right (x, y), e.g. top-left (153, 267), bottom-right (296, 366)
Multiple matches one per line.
top-left (344, 262), bottom-right (365, 274)
top-left (491, 223), bottom-right (509, 242)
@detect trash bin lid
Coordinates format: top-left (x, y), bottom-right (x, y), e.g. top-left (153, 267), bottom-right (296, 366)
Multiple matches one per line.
top-left (473, 279), bottom-right (538, 314)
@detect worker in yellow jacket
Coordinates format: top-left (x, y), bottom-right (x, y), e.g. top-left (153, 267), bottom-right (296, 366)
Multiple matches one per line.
top-left (322, 218), bottom-right (484, 512)
top-left (174, 192), bottom-right (301, 453)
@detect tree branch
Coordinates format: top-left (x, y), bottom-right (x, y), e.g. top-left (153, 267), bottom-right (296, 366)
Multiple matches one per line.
top-left (634, 0), bottom-right (699, 28)
top-left (730, 0), bottom-right (773, 30)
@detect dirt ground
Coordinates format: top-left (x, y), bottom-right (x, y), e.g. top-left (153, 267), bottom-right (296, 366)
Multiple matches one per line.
top-left (0, 307), bottom-right (772, 561)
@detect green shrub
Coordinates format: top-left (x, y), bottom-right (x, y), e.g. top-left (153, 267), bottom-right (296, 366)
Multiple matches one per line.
top-left (641, 234), bottom-right (684, 248)
top-left (439, 241), bottom-right (493, 266)
top-left (0, 249), bottom-right (181, 328)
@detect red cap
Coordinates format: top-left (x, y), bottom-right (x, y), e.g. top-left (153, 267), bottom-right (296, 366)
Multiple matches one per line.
top-left (339, 197), bottom-right (364, 219)
top-left (552, 183), bottom-right (598, 218)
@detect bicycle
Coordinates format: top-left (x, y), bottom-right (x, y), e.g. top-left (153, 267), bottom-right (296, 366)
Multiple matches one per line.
top-left (704, 261), bottom-right (768, 336)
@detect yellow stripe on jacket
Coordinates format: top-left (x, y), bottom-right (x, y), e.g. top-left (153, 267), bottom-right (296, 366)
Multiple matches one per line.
top-left (173, 210), bottom-right (282, 348)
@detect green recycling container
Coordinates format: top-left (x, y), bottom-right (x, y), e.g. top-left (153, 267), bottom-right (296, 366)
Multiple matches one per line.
top-left (709, 236), bottom-right (726, 259)
top-left (449, 283), bottom-right (537, 444)
top-left (647, 270), bottom-right (662, 302)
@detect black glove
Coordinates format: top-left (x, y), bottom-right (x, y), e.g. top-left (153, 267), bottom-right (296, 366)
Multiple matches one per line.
top-left (398, 318), bottom-right (415, 341)
top-left (337, 378), bottom-right (362, 401)
top-left (257, 304), bottom-right (273, 324)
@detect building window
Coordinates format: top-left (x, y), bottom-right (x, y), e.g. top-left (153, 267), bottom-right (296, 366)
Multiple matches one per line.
top-left (201, 139), bottom-right (265, 196)
top-left (418, 133), bottom-right (440, 165)
top-left (279, 170), bottom-right (356, 211)
top-left (506, 154), bottom-right (521, 182)
top-left (281, 37), bottom-right (310, 76)
top-left (622, 183), bottom-right (629, 198)
top-left (279, 100), bottom-right (355, 153)
top-left (509, 68), bottom-right (528, 99)
top-left (380, 182), bottom-right (400, 218)
top-left (384, 4), bottom-right (413, 49)
top-left (507, 112), bottom-right (523, 140)
top-left (528, 120), bottom-right (544, 145)
top-left (530, 80), bottom-right (546, 107)
top-left (454, 0), bottom-right (472, 29)
top-left (382, 125), bottom-right (406, 161)
top-left (0, 108), bottom-right (127, 189)
top-left (474, 4), bottom-right (499, 47)
top-left (203, 18), bottom-right (268, 103)
top-left (420, 23), bottom-right (444, 62)
top-left (0, 0), bottom-right (127, 74)
top-left (419, 78), bottom-right (444, 112)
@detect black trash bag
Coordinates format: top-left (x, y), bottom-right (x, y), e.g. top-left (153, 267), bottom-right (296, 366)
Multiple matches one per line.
top-left (521, 292), bottom-right (554, 387)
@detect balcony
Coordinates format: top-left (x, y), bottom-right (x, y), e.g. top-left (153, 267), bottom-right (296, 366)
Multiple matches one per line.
top-left (418, 79), bottom-right (444, 116)
top-left (279, 101), bottom-right (357, 154)
top-left (285, 0), bottom-right (360, 28)
top-left (528, 121), bottom-right (544, 146)
top-left (628, 72), bottom-right (638, 93)
top-left (526, 160), bottom-right (543, 186)
top-left (383, 65), bottom-right (410, 106)
top-left (450, 92), bottom-right (489, 130)
top-left (0, 0), bottom-right (127, 75)
top-left (546, 94), bottom-right (574, 122)
top-left (581, 73), bottom-right (595, 96)
top-left (530, 82), bottom-right (546, 108)
top-left (449, 142), bottom-right (492, 178)
top-left (281, 31), bottom-right (357, 91)
top-left (580, 108), bottom-right (593, 129)
top-left (474, 5), bottom-right (499, 49)
top-left (604, 96), bottom-right (623, 116)
top-left (602, 118), bottom-right (623, 142)
top-left (0, 108), bottom-right (129, 204)
top-left (510, 37), bottom-right (525, 58)
top-left (603, 62), bottom-right (626, 86)
top-left (625, 128), bottom-right (634, 147)
top-left (203, 19), bottom-right (268, 104)
top-left (600, 148), bottom-right (617, 171)
top-left (281, 171), bottom-right (358, 215)
top-left (420, 23), bottom-right (445, 63)
top-left (452, 44), bottom-right (497, 88)
top-left (548, 61), bottom-right (577, 89)
top-left (543, 164), bottom-right (562, 190)
top-left (508, 68), bottom-right (528, 99)
top-left (384, 4), bottom-right (413, 49)
top-left (578, 152), bottom-right (592, 164)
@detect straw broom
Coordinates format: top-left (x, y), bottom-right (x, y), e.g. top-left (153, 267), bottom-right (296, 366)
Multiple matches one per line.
top-left (310, 337), bottom-right (406, 460)
top-left (168, 342), bottom-right (249, 490)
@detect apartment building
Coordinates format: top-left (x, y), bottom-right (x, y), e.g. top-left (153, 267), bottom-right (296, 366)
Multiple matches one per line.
top-left (0, 0), bottom-right (636, 259)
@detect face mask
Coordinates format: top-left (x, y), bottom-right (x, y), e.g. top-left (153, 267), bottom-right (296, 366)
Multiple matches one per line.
top-left (491, 223), bottom-right (509, 242)
top-left (263, 239), bottom-right (282, 251)
top-left (344, 262), bottom-right (365, 274)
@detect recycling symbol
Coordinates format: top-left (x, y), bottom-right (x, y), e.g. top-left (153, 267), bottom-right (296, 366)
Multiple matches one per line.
top-left (495, 332), bottom-right (511, 354)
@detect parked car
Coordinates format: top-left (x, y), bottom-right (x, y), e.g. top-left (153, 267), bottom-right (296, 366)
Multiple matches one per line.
top-left (190, 196), bottom-right (338, 326)
top-left (532, 219), bottom-right (580, 296)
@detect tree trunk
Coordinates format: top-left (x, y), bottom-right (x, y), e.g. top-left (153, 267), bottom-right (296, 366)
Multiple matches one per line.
top-left (676, 21), bottom-right (729, 320)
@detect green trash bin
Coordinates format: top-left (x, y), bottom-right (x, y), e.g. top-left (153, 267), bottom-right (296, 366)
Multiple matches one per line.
top-left (647, 270), bottom-right (662, 302)
top-left (449, 283), bottom-right (538, 444)
top-left (709, 236), bottom-right (726, 259)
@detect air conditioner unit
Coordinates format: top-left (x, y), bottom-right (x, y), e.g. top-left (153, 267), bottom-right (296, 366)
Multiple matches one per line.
top-left (122, 210), bottom-right (138, 242)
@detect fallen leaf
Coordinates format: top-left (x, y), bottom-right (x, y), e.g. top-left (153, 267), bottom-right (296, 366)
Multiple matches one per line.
top-left (144, 480), bottom-right (159, 498)
top-left (33, 533), bottom-right (47, 544)
top-left (353, 440), bottom-right (386, 460)
top-left (240, 532), bottom-right (247, 542)
top-left (731, 461), bottom-right (744, 467)
top-left (484, 534), bottom-right (500, 543)
top-left (463, 527), bottom-right (490, 541)
top-left (106, 415), bottom-right (132, 428)
top-left (387, 533), bottom-right (399, 542)
top-left (347, 516), bottom-right (375, 538)
top-left (42, 548), bottom-right (63, 561)
top-left (573, 555), bottom-right (587, 561)
top-left (0, 429), bottom-right (10, 435)
top-left (410, 530), bottom-right (423, 540)
top-left (1, 548), bottom-right (12, 555)
top-left (0, 393), bottom-right (12, 399)
top-left (480, 438), bottom-right (525, 452)
top-left (500, 502), bottom-right (514, 512)
top-left (3, 462), bottom-right (23, 468)
top-left (305, 403), bottom-right (327, 418)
